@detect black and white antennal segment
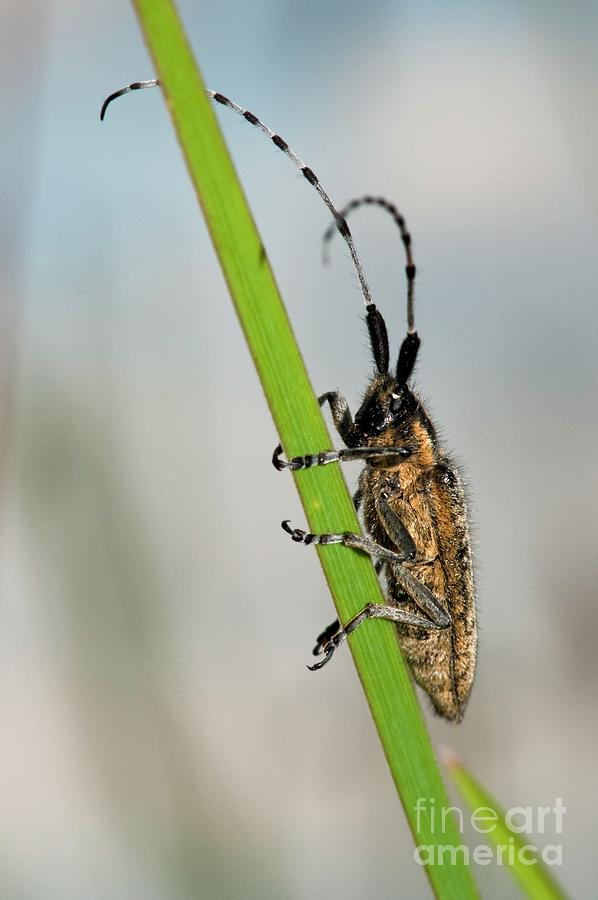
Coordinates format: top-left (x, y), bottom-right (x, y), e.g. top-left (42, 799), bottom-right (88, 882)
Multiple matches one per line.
top-left (100, 80), bottom-right (395, 374)
top-left (322, 195), bottom-right (417, 338)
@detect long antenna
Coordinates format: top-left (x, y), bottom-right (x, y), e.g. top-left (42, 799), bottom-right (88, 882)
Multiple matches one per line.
top-left (322, 195), bottom-right (417, 336)
top-left (100, 81), bottom-right (375, 312)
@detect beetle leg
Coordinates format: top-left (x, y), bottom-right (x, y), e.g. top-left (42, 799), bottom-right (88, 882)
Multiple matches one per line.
top-left (342, 536), bottom-right (448, 632)
top-left (340, 530), bottom-right (451, 628)
top-left (309, 486), bottom-right (390, 662)
top-left (283, 518), bottom-right (451, 668)
top-left (285, 520), bottom-right (448, 618)
top-left (272, 444), bottom-right (410, 471)
top-left (308, 602), bottom-right (448, 671)
top-left (272, 391), bottom-right (408, 470)
top-left (318, 391), bottom-right (354, 444)
top-left (304, 488), bottom-right (366, 663)
top-left (272, 390), bottom-right (354, 469)
top-left (282, 520), bottom-right (413, 561)
top-left (375, 496), bottom-right (417, 560)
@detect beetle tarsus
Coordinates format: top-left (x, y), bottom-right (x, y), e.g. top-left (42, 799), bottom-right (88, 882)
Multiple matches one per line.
top-left (307, 642), bottom-right (336, 671)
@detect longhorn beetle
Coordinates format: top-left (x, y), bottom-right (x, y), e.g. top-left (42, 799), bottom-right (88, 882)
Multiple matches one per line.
top-left (101, 82), bottom-right (477, 722)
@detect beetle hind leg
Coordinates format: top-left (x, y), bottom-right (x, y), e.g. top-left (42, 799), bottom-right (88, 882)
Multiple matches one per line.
top-left (309, 602), bottom-right (449, 671)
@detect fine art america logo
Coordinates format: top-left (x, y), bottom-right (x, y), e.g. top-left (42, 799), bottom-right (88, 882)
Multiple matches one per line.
top-left (413, 798), bottom-right (565, 867)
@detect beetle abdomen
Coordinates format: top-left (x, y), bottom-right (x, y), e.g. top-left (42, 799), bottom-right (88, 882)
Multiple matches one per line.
top-left (360, 457), bottom-right (476, 722)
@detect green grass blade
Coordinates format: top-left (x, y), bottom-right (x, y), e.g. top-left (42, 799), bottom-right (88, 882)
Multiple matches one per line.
top-left (126, 2), bottom-right (479, 896)
top-left (445, 752), bottom-right (568, 899)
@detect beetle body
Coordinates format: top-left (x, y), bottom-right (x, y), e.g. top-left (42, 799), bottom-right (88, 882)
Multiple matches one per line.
top-left (355, 376), bottom-right (476, 721)
top-left (101, 84), bottom-right (478, 721)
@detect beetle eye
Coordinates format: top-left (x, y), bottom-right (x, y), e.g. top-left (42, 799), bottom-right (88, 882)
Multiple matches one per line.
top-left (389, 392), bottom-right (402, 414)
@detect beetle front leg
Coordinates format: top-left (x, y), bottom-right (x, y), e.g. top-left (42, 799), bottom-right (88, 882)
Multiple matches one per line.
top-left (272, 390), bottom-right (354, 469)
top-left (272, 389), bottom-right (411, 470)
top-left (273, 444), bottom-right (411, 471)
top-left (318, 391), bottom-right (354, 445)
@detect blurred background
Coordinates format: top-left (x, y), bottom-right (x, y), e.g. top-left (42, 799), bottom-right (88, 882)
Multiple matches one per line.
top-left (1, 1), bottom-right (597, 897)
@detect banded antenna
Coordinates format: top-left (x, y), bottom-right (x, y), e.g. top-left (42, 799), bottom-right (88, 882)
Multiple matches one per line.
top-left (322, 195), bottom-right (417, 337)
top-left (322, 195), bottom-right (419, 385)
top-left (100, 80), bottom-right (391, 374)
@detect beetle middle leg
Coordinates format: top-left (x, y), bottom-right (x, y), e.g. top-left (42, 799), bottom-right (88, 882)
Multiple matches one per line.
top-left (284, 501), bottom-right (450, 668)
top-left (282, 519), bottom-right (413, 562)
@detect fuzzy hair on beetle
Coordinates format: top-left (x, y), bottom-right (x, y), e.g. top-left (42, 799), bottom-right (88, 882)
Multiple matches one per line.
top-left (101, 81), bottom-right (477, 722)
